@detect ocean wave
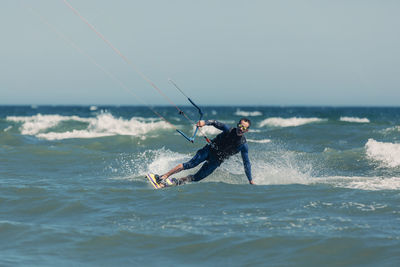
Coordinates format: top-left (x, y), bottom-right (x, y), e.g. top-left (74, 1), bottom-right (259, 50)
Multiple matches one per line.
top-left (247, 139), bottom-right (271, 144)
top-left (259, 117), bottom-right (325, 128)
top-left (382, 126), bottom-right (400, 134)
top-left (340, 117), bottom-right (370, 123)
top-left (7, 113), bottom-right (171, 140)
top-left (316, 176), bottom-right (400, 191)
top-left (37, 130), bottom-right (115, 140)
top-left (7, 114), bottom-right (91, 135)
top-left (234, 109), bottom-right (262, 117)
top-left (365, 139), bottom-right (400, 168)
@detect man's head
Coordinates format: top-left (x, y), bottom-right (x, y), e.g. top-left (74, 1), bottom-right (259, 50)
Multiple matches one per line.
top-left (236, 118), bottom-right (251, 136)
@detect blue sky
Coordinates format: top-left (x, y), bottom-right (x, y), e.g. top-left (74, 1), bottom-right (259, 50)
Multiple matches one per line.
top-left (1, 0), bottom-right (399, 106)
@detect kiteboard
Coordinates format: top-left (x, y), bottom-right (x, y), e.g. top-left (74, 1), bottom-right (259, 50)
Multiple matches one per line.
top-left (146, 173), bottom-right (176, 189)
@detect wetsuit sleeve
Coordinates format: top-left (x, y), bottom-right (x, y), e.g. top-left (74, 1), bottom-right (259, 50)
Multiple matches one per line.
top-left (205, 120), bottom-right (230, 132)
top-left (240, 143), bottom-right (253, 182)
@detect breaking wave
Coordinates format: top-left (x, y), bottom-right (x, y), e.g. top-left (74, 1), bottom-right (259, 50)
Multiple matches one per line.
top-left (247, 139), bottom-right (271, 144)
top-left (259, 117), bottom-right (325, 128)
top-left (7, 114), bottom-right (91, 135)
top-left (234, 109), bottom-right (262, 117)
top-left (7, 113), bottom-right (171, 140)
top-left (315, 176), bottom-right (400, 191)
top-left (340, 117), bottom-right (370, 123)
top-left (365, 139), bottom-right (400, 168)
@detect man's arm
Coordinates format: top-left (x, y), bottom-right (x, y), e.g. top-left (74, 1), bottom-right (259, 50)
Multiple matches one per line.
top-left (240, 143), bottom-right (254, 184)
top-left (201, 120), bottom-right (230, 132)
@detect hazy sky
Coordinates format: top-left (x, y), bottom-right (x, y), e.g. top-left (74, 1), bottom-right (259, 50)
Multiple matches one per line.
top-left (1, 0), bottom-right (399, 106)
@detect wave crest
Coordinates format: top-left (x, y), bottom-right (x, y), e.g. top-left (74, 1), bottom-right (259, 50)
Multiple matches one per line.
top-left (259, 117), bottom-right (325, 128)
top-left (7, 113), bottom-right (171, 140)
top-left (340, 117), bottom-right (370, 123)
top-left (365, 139), bottom-right (400, 168)
top-left (316, 176), bottom-right (400, 191)
top-left (234, 109), bottom-right (262, 117)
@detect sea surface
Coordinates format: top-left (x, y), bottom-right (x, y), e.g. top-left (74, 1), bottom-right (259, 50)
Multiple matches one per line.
top-left (1, 105), bottom-right (399, 266)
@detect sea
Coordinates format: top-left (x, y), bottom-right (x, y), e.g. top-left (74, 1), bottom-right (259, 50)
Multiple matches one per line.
top-left (1, 105), bottom-right (399, 266)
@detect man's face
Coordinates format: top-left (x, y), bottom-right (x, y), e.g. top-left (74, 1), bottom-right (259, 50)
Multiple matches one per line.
top-left (236, 120), bottom-right (250, 136)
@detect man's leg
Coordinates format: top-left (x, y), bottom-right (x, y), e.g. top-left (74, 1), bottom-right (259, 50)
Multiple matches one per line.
top-left (176, 159), bottom-right (221, 184)
top-left (160, 145), bottom-right (210, 180)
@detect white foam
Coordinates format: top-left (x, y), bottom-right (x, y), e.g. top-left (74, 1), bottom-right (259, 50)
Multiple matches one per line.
top-left (247, 139), bottom-right (271, 144)
top-left (90, 106), bottom-right (98, 111)
top-left (365, 139), bottom-right (400, 168)
top-left (315, 176), bottom-right (400, 191)
top-left (259, 117), bottom-right (325, 128)
top-left (7, 113), bottom-right (171, 140)
top-left (234, 109), bottom-right (262, 117)
top-left (248, 129), bottom-right (261, 133)
top-left (340, 117), bottom-right (370, 123)
top-left (37, 130), bottom-right (114, 140)
top-left (108, 148), bottom-right (190, 181)
top-left (219, 148), bottom-right (400, 190)
top-left (119, 146), bottom-right (312, 185)
top-left (254, 152), bottom-right (313, 185)
top-left (218, 150), bottom-right (313, 185)
top-left (382, 126), bottom-right (400, 133)
top-left (7, 114), bottom-right (91, 135)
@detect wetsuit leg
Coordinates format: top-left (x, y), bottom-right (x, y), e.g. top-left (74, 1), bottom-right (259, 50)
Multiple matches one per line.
top-left (191, 159), bottom-right (221, 182)
top-left (182, 145), bottom-right (210, 170)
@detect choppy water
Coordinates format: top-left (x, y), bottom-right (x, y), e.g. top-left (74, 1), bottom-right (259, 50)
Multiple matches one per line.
top-left (1, 106), bottom-right (399, 266)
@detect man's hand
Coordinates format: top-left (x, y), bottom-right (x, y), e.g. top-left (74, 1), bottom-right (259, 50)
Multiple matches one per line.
top-left (196, 120), bottom-right (206, 127)
top-left (249, 180), bottom-right (255, 185)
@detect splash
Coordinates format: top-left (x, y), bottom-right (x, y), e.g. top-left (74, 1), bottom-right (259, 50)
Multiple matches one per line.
top-left (113, 145), bottom-right (400, 191)
top-left (147, 149), bottom-right (191, 175)
top-left (252, 151), bottom-right (313, 185)
top-left (109, 148), bottom-right (191, 180)
top-left (220, 149), bottom-right (313, 185)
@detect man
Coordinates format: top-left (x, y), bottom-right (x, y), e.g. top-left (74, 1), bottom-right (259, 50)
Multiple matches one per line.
top-left (156, 118), bottom-right (254, 187)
